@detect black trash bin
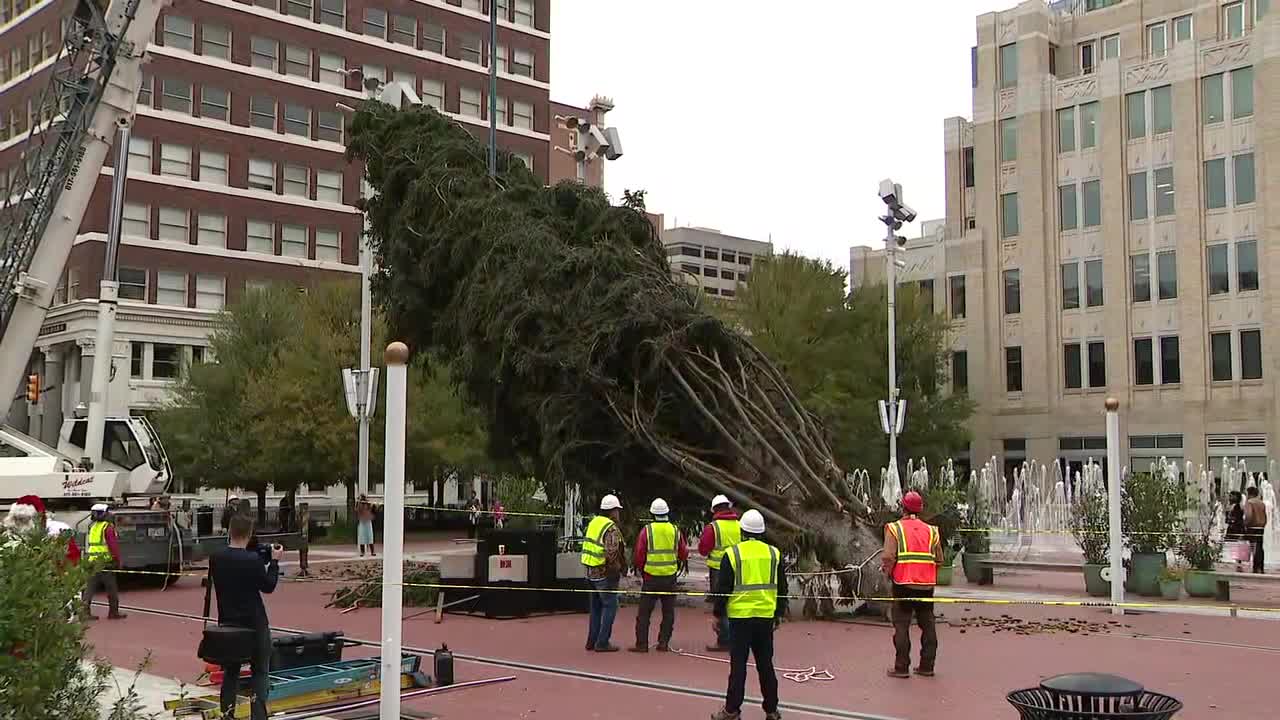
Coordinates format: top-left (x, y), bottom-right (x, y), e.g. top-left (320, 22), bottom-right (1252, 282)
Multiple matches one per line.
top-left (195, 505), bottom-right (214, 536)
top-left (1007, 673), bottom-right (1182, 720)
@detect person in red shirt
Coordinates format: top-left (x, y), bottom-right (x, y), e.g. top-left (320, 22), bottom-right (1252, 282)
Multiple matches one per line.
top-left (699, 495), bottom-right (740, 651)
top-left (83, 503), bottom-right (127, 619)
top-left (630, 498), bottom-right (688, 652)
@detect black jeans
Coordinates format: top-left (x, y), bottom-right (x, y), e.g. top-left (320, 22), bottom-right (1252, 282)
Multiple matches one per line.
top-left (709, 568), bottom-right (729, 645)
top-left (725, 617), bottom-right (778, 715)
top-left (82, 569), bottom-right (120, 616)
top-left (891, 584), bottom-right (937, 673)
top-left (635, 575), bottom-right (676, 647)
top-left (1247, 527), bottom-right (1265, 573)
top-left (220, 624), bottom-right (272, 720)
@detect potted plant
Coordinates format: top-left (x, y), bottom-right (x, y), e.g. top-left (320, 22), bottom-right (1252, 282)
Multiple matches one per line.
top-left (959, 487), bottom-right (993, 585)
top-left (936, 545), bottom-right (957, 586)
top-left (1178, 477), bottom-right (1226, 598)
top-left (921, 475), bottom-right (964, 587)
top-left (1121, 466), bottom-right (1187, 596)
top-left (1158, 566), bottom-right (1184, 600)
top-left (1069, 486), bottom-right (1110, 597)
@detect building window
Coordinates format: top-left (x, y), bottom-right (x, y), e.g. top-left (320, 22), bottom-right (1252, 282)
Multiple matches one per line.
top-left (1256, 0), bottom-right (1270, 23)
top-left (1064, 343), bottom-right (1083, 389)
top-left (512, 152), bottom-right (533, 171)
top-left (250, 36), bottom-right (278, 71)
top-left (1126, 91), bottom-right (1145, 139)
top-left (511, 48), bottom-right (533, 77)
top-left (1087, 341), bottom-right (1106, 388)
top-left (1153, 166), bottom-right (1174, 216)
top-left (319, 0), bottom-right (344, 27)
top-left (194, 274), bottom-right (225, 310)
top-left (1208, 244), bottom-right (1230, 294)
top-left (1173, 14), bottom-right (1193, 42)
top-left (319, 53), bottom-right (345, 87)
top-left (157, 207), bottom-right (188, 242)
top-left (317, 110), bottom-right (343, 143)
top-left (1003, 269), bottom-right (1020, 315)
top-left (156, 271), bottom-right (187, 307)
top-left (998, 43), bottom-right (1017, 88)
top-left (1210, 332), bottom-right (1232, 381)
top-left (283, 163), bottom-right (308, 197)
top-left (1131, 255), bottom-right (1151, 303)
top-left (159, 78), bottom-right (192, 114)
top-left (1102, 33), bottom-right (1119, 59)
top-left (457, 33), bottom-right (482, 64)
top-left (1233, 153), bottom-right (1255, 204)
top-left (1152, 86), bottom-right (1172, 134)
top-left (1160, 336), bottom-right (1181, 384)
top-left (199, 150), bottom-right (227, 185)
top-left (1080, 102), bottom-right (1098, 148)
top-left (949, 275), bottom-right (966, 319)
top-left (1147, 22), bottom-right (1167, 58)
top-left (1157, 251), bottom-right (1177, 300)
top-left (1232, 66), bottom-right (1254, 118)
top-left (513, 0), bottom-right (533, 25)
top-left (199, 86), bottom-right (229, 121)
top-left (250, 95), bottom-right (276, 130)
top-left (1204, 158), bottom-right (1227, 209)
top-left (197, 213), bottom-right (225, 247)
top-left (248, 158), bottom-right (275, 192)
top-left (162, 15), bottom-right (194, 51)
top-left (282, 224), bottom-right (308, 257)
top-left (962, 147), bottom-right (974, 188)
top-left (1062, 262), bottom-right (1080, 309)
top-left (1202, 74), bottom-right (1224, 124)
top-left (316, 170), bottom-right (342, 203)
top-left (201, 24), bottom-right (230, 59)
top-left (1134, 338), bottom-right (1154, 386)
top-left (1058, 184), bottom-right (1077, 231)
top-left (1081, 180), bottom-right (1101, 227)
top-left (363, 7), bottom-right (387, 39)
top-left (422, 79), bottom-right (444, 108)
top-left (159, 143), bottom-right (190, 178)
top-left (152, 344), bottom-right (181, 379)
top-left (285, 0), bottom-right (311, 19)
top-left (364, 65), bottom-right (387, 84)
top-left (127, 135), bottom-right (152, 172)
top-left (1241, 330), bottom-right (1262, 380)
top-left (513, 100), bottom-right (533, 130)
top-left (122, 203), bottom-right (150, 237)
top-left (999, 118), bottom-right (1017, 163)
top-left (1085, 259), bottom-right (1103, 307)
top-left (493, 95), bottom-right (508, 125)
top-left (1005, 347), bottom-right (1023, 393)
top-left (316, 228), bottom-right (340, 261)
top-left (1224, 1), bottom-right (1245, 38)
top-left (423, 23), bottom-right (445, 54)
top-left (1128, 171), bottom-right (1148, 221)
top-left (1237, 239), bottom-right (1259, 291)
top-left (118, 268), bottom-right (147, 301)
top-left (387, 13), bottom-right (415, 46)
top-left (247, 220), bottom-right (275, 254)
top-left (460, 87), bottom-right (481, 117)
top-left (1000, 192), bottom-right (1019, 238)
top-left (283, 103), bottom-right (310, 137)
top-left (285, 45), bottom-right (311, 78)
top-left (952, 351), bottom-right (968, 392)
top-left (1057, 108), bottom-right (1075, 153)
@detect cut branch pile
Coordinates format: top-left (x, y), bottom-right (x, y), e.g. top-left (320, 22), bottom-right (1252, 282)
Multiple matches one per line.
top-left (326, 562), bottom-right (440, 609)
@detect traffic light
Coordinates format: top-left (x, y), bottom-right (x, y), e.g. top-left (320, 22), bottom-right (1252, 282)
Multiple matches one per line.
top-left (26, 374), bottom-right (39, 403)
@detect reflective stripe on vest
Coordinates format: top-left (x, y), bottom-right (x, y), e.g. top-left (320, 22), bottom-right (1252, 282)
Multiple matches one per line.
top-left (725, 539), bottom-right (779, 619)
top-left (643, 522), bottom-right (678, 576)
top-left (580, 516), bottom-right (614, 568)
top-left (890, 518), bottom-right (938, 586)
top-left (706, 518), bottom-right (741, 570)
top-left (87, 521), bottom-right (112, 560)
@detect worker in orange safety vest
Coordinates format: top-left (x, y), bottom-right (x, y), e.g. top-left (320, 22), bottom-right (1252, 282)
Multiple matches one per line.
top-left (880, 490), bottom-right (942, 678)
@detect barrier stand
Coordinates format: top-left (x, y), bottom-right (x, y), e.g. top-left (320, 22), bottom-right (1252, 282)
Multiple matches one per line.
top-left (380, 341), bottom-right (410, 719)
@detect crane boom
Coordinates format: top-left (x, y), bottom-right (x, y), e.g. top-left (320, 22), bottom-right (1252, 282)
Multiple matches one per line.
top-left (0, 0), bottom-right (167, 402)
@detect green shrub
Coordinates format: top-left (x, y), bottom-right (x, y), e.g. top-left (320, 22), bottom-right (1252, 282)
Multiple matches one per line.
top-left (1121, 467), bottom-right (1187, 554)
top-left (1070, 489), bottom-right (1110, 565)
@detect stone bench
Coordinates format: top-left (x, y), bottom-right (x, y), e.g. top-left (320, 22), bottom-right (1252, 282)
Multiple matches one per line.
top-left (970, 559), bottom-right (1079, 586)
top-left (1201, 571), bottom-right (1280, 602)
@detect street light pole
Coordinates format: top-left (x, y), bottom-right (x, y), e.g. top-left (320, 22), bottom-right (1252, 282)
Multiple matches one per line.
top-left (357, 232), bottom-right (372, 498)
top-left (884, 218), bottom-right (899, 476)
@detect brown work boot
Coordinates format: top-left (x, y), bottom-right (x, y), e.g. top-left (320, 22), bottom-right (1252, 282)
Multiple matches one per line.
top-left (764, 712), bottom-right (783, 720)
top-left (704, 644), bottom-right (730, 653)
top-left (886, 667), bottom-right (910, 678)
top-left (655, 643), bottom-right (670, 652)
top-left (914, 666), bottom-right (935, 677)
top-left (595, 644), bottom-right (620, 653)
top-left (710, 708), bottom-right (741, 720)
top-left (628, 645), bottom-right (649, 653)
top-left (107, 612), bottom-right (128, 620)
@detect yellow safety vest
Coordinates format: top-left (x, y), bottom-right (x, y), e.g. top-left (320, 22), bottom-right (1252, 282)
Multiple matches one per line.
top-left (643, 522), bottom-right (678, 576)
top-left (87, 520), bottom-right (113, 561)
top-left (706, 518), bottom-right (741, 570)
top-left (580, 515), bottom-right (615, 568)
top-left (725, 539), bottom-right (780, 619)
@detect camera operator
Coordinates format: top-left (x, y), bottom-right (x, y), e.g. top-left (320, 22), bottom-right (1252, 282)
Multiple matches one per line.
top-left (212, 514), bottom-right (282, 719)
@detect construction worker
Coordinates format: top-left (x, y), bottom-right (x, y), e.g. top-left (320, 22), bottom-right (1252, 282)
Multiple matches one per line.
top-left (699, 494), bottom-right (740, 651)
top-left (882, 490), bottom-right (942, 678)
top-left (581, 493), bottom-right (626, 652)
top-left (711, 509), bottom-right (785, 720)
top-left (630, 497), bottom-right (688, 652)
top-left (82, 503), bottom-right (127, 620)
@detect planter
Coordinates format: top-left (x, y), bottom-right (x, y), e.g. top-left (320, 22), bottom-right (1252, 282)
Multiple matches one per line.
top-left (1126, 552), bottom-right (1166, 596)
top-left (1184, 570), bottom-right (1217, 598)
top-left (1159, 579), bottom-right (1181, 600)
top-left (936, 565), bottom-right (954, 586)
top-left (1081, 563), bottom-right (1110, 597)
top-left (961, 552), bottom-right (992, 585)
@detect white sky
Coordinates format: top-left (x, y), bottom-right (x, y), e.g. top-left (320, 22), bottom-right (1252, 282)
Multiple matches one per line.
top-left (550, 0), bottom-right (1003, 273)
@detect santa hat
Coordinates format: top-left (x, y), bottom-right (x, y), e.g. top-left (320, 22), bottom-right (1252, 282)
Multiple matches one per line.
top-left (15, 495), bottom-right (45, 514)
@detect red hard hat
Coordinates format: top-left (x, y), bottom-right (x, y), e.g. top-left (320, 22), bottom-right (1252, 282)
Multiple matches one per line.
top-left (902, 491), bottom-right (924, 513)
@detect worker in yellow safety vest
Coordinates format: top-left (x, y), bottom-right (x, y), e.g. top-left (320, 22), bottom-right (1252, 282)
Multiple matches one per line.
top-left (580, 493), bottom-right (626, 652)
top-left (629, 498), bottom-right (689, 652)
top-left (710, 509), bottom-right (785, 720)
top-left (698, 494), bottom-right (740, 651)
top-left (881, 490), bottom-right (942, 678)
top-left (82, 503), bottom-right (127, 620)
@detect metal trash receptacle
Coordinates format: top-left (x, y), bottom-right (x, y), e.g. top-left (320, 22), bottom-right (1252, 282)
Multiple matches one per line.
top-left (1007, 673), bottom-right (1182, 720)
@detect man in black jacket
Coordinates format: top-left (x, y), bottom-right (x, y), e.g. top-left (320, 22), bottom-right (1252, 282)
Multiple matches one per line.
top-left (212, 514), bottom-right (281, 719)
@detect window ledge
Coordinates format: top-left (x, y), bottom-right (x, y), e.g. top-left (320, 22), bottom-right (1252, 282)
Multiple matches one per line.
top-left (1241, 378), bottom-right (1265, 385)
top-left (1210, 379), bottom-right (1235, 386)
top-left (1134, 384), bottom-right (1155, 391)
top-left (1159, 383), bottom-right (1182, 389)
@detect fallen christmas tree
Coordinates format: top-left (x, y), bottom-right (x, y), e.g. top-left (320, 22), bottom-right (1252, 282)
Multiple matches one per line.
top-left (347, 100), bottom-right (889, 610)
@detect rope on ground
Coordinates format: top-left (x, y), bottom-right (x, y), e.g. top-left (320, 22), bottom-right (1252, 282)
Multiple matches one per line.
top-left (672, 648), bottom-right (835, 684)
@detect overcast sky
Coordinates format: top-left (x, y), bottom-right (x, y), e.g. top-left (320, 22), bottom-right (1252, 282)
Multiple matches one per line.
top-left (550, 0), bottom-right (1003, 273)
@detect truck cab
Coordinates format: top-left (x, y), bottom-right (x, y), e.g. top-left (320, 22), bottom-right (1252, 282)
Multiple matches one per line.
top-left (59, 416), bottom-right (171, 496)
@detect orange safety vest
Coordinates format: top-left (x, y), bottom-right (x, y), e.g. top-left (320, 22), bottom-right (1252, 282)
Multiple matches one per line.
top-left (888, 517), bottom-right (939, 587)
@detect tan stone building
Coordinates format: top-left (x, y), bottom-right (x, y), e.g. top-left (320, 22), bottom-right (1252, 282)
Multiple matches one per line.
top-left (861, 0), bottom-right (1277, 481)
top-left (665, 226), bottom-right (772, 300)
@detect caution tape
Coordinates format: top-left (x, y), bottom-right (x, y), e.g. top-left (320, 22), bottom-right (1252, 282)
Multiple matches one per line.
top-left (402, 503), bottom-right (564, 520)
top-left (103, 567), bottom-right (1280, 614)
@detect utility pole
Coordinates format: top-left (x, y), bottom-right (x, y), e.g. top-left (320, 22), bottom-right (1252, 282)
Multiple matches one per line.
top-left (379, 342), bottom-right (409, 719)
top-left (1104, 397), bottom-right (1125, 615)
top-left (487, 0), bottom-right (498, 176)
top-left (877, 179), bottom-right (916, 482)
top-left (357, 233), bottom-right (372, 497)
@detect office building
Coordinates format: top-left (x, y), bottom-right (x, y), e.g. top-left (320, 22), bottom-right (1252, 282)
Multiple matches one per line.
top-left (665, 226), bottom-right (773, 300)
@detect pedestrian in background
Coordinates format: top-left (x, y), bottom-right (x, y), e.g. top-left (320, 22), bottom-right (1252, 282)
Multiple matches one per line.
top-left (882, 490), bottom-right (942, 678)
top-left (296, 502), bottom-right (312, 578)
top-left (493, 499), bottom-right (506, 529)
top-left (1226, 491), bottom-right (1247, 571)
top-left (222, 494), bottom-right (239, 532)
top-left (581, 494), bottom-right (626, 652)
top-left (1245, 486), bottom-right (1268, 574)
top-left (631, 498), bottom-right (688, 653)
top-left (82, 503), bottom-right (127, 620)
top-left (699, 494), bottom-right (740, 652)
top-left (356, 494), bottom-right (376, 557)
top-left (212, 514), bottom-right (282, 720)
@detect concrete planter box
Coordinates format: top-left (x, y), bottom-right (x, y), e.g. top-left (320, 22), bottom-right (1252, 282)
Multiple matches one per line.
top-left (1126, 552), bottom-right (1166, 596)
top-left (1184, 570), bottom-right (1217, 598)
top-left (1082, 563), bottom-right (1110, 597)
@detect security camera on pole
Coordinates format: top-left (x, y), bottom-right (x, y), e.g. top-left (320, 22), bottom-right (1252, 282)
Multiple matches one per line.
top-left (877, 179), bottom-right (918, 485)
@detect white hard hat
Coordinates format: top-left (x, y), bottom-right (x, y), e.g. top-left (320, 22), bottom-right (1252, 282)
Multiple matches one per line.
top-left (90, 503), bottom-right (109, 512)
top-left (710, 494), bottom-right (731, 509)
top-left (229, 494), bottom-right (239, 500)
top-left (600, 494), bottom-right (622, 511)
top-left (740, 509), bottom-right (766, 534)
top-left (46, 520), bottom-right (71, 535)
top-left (649, 498), bottom-right (669, 516)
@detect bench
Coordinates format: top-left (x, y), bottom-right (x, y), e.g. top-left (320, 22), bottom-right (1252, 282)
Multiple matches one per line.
top-left (970, 559), bottom-right (1079, 586)
top-left (1202, 571), bottom-right (1280, 602)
